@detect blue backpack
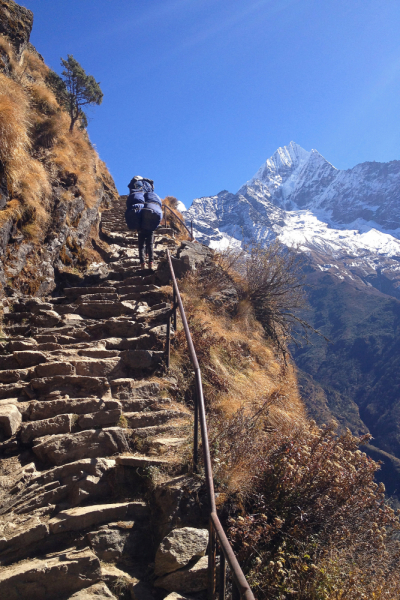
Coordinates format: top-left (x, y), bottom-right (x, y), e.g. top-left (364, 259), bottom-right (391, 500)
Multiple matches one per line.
top-left (125, 190), bottom-right (144, 230)
top-left (141, 191), bottom-right (163, 231)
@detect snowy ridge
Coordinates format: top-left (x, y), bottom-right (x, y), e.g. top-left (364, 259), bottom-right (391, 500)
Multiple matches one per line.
top-left (184, 143), bottom-right (400, 298)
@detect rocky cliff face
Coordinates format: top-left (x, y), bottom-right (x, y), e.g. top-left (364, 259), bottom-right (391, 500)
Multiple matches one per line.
top-left (0, 0), bottom-right (32, 56)
top-left (0, 0), bottom-right (118, 298)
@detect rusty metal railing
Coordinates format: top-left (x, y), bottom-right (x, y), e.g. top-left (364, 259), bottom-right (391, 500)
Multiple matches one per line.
top-left (165, 249), bottom-right (255, 600)
top-left (162, 204), bottom-right (194, 240)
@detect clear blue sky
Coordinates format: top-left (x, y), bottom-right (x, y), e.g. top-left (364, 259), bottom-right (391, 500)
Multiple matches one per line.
top-left (25, 0), bottom-right (400, 207)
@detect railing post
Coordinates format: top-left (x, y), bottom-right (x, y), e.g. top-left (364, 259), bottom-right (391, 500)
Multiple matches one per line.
top-left (232, 582), bottom-right (240, 600)
top-left (193, 383), bottom-right (199, 472)
top-left (173, 287), bottom-right (177, 331)
top-left (219, 548), bottom-right (227, 600)
top-left (166, 313), bottom-right (171, 368)
top-left (208, 517), bottom-right (217, 600)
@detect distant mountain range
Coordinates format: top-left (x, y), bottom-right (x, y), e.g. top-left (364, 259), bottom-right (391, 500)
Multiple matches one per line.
top-left (183, 143), bottom-right (400, 500)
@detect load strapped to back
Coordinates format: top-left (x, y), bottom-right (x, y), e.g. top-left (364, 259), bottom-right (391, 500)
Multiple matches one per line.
top-left (125, 176), bottom-right (163, 231)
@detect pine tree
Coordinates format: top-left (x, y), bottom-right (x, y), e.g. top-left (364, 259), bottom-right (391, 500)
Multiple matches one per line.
top-left (60, 55), bottom-right (103, 132)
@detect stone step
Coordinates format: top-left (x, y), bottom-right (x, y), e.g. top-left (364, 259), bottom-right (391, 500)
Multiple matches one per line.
top-left (116, 454), bottom-right (171, 468)
top-left (110, 379), bottom-right (160, 399)
top-left (28, 397), bottom-right (118, 421)
top-left (48, 501), bottom-right (148, 533)
top-left (64, 286), bottom-right (117, 299)
top-left (33, 427), bottom-right (130, 465)
top-left (0, 547), bottom-right (101, 600)
top-left (20, 414), bottom-right (73, 444)
top-left (0, 368), bottom-right (29, 384)
top-left (30, 375), bottom-right (110, 398)
top-left (124, 410), bottom-right (186, 429)
top-left (104, 334), bottom-right (154, 351)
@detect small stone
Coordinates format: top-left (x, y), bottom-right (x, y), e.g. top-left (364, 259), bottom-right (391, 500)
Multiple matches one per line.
top-left (0, 404), bottom-right (22, 437)
top-left (67, 582), bottom-right (117, 599)
top-left (155, 527), bottom-right (209, 576)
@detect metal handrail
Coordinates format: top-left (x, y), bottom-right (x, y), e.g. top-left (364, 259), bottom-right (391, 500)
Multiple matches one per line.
top-left (162, 204), bottom-right (194, 240)
top-left (166, 249), bottom-right (255, 600)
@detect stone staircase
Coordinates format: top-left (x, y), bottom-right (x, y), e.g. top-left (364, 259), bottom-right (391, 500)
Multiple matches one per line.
top-left (0, 205), bottom-right (195, 599)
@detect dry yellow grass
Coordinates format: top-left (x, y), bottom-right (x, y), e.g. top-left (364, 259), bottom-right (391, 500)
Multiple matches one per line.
top-left (169, 267), bottom-right (306, 493)
top-left (0, 36), bottom-right (117, 254)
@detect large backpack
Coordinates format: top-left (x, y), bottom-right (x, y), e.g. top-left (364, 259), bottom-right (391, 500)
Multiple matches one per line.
top-left (141, 191), bottom-right (163, 231)
top-left (125, 190), bottom-right (144, 230)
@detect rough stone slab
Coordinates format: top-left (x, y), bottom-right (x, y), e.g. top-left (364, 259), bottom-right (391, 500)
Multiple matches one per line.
top-left (75, 302), bottom-right (125, 319)
top-left (0, 354), bottom-right (20, 370)
top-left (0, 368), bottom-right (29, 383)
top-left (14, 351), bottom-right (47, 368)
top-left (37, 457), bottom-right (116, 486)
top-left (121, 350), bottom-right (163, 369)
top-left (77, 293), bottom-right (119, 302)
top-left (72, 358), bottom-right (120, 377)
top-left (119, 398), bottom-right (153, 411)
top-left (8, 340), bottom-right (38, 351)
top-left (29, 397), bottom-right (103, 421)
top-left (33, 428), bottom-right (130, 465)
top-left (64, 287), bottom-right (116, 298)
top-left (117, 455), bottom-right (170, 468)
top-left (78, 349), bottom-right (120, 359)
top-left (0, 404), bottom-right (22, 436)
top-left (88, 529), bottom-right (127, 562)
top-left (151, 437), bottom-right (187, 451)
top-left (35, 362), bottom-right (75, 377)
top-left (155, 527), bottom-right (209, 576)
top-left (154, 555), bottom-right (209, 592)
top-left (125, 410), bottom-right (186, 429)
top-left (110, 379), bottom-right (160, 399)
top-left (0, 547), bottom-right (101, 600)
top-left (78, 409), bottom-right (121, 429)
top-left (49, 501), bottom-right (148, 533)
top-left (20, 414), bottom-right (72, 443)
top-left (15, 485), bottom-right (69, 514)
top-left (68, 582), bottom-right (117, 599)
top-left (88, 320), bottom-right (143, 339)
top-left (0, 519), bottom-right (49, 555)
top-left (105, 335), bottom-right (153, 351)
top-left (0, 381), bottom-right (28, 399)
top-left (31, 311), bottom-right (61, 328)
top-left (30, 375), bottom-right (110, 398)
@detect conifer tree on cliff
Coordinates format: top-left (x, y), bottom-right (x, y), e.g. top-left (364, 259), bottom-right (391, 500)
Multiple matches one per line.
top-left (60, 55), bottom-right (103, 132)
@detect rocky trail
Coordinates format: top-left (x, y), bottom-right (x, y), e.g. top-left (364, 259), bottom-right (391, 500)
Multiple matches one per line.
top-left (0, 199), bottom-right (211, 600)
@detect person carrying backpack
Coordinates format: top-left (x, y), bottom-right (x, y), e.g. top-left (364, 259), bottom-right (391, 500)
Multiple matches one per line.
top-left (125, 176), bottom-right (163, 270)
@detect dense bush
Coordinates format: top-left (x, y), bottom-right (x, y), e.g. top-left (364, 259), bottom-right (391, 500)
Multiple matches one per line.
top-left (225, 423), bottom-right (400, 599)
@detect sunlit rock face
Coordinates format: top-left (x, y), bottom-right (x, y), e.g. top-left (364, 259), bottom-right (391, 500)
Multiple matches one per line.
top-left (0, 0), bottom-right (33, 55)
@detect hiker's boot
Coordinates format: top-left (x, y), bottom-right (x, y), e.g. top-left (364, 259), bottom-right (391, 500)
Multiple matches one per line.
top-left (148, 261), bottom-right (154, 270)
top-left (140, 262), bottom-right (146, 270)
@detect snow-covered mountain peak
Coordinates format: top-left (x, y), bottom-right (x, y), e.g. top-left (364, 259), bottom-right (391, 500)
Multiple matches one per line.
top-left (184, 143), bottom-right (400, 298)
top-left (246, 142), bottom-right (310, 186)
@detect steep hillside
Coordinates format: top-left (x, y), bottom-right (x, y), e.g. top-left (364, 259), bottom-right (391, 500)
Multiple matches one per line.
top-left (0, 0), bottom-right (118, 298)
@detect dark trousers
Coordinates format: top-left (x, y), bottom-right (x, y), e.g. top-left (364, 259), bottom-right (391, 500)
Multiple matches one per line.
top-left (138, 229), bottom-right (154, 264)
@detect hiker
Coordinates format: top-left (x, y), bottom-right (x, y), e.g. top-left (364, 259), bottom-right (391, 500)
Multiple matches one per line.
top-left (125, 176), bottom-right (163, 270)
